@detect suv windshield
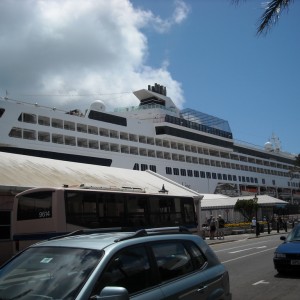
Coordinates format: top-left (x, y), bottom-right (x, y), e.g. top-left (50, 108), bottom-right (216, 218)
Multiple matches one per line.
top-left (0, 247), bottom-right (103, 300)
top-left (287, 226), bottom-right (300, 242)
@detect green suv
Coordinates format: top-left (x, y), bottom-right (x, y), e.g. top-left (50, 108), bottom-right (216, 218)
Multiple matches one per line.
top-left (0, 227), bottom-right (231, 299)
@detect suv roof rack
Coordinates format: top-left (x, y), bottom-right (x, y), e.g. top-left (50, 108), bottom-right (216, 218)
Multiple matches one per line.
top-left (115, 226), bottom-right (191, 242)
top-left (46, 226), bottom-right (191, 242)
top-left (47, 227), bottom-right (124, 240)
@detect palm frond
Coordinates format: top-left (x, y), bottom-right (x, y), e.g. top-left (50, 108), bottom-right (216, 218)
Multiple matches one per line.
top-left (257, 0), bottom-right (293, 35)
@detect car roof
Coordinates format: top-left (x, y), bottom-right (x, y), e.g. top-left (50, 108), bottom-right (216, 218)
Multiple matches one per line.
top-left (30, 227), bottom-right (198, 251)
top-left (33, 232), bottom-right (134, 250)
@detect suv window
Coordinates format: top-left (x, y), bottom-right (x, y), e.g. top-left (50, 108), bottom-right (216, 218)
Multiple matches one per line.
top-left (96, 246), bottom-right (153, 295)
top-left (152, 241), bottom-right (194, 282)
top-left (92, 240), bottom-right (208, 297)
top-left (188, 241), bottom-right (207, 269)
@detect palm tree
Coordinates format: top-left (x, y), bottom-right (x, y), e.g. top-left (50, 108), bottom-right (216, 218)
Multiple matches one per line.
top-left (233, 0), bottom-right (294, 35)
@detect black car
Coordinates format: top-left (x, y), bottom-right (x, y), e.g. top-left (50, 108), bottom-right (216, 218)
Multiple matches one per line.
top-left (273, 223), bottom-right (300, 274)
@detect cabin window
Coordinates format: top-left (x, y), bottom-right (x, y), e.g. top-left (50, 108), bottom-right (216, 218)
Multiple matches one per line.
top-left (0, 108), bottom-right (5, 118)
top-left (52, 134), bottom-right (63, 144)
top-left (180, 169), bottom-right (186, 176)
top-left (23, 129), bottom-right (36, 140)
top-left (89, 140), bottom-right (99, 149)
top-left (88, 125), bottom-right (98, 135)
top-left (9, 127), bottom-right (22, 138)
top-left (38, 116), bottom-right (50, 126)
top-left (99, 128), bottom-right (109, 137)
top-left (166, 167), bottom-right (172, 175)
top-left (77, 138), bottom-right (88, 148)
top-left (52, 118), bottom-right (63, 129)
top-left (110, 130), bottom-right (119, 139)
top-left (38, 131), bottom-right (50, 142)
top-left (64, 135), bottom-right (76, 146)
top-left (77, 123), bottom-right (87, 133)
top-left (110, 143), bottom-right (119, 152)
top-left (19, 113), bottom-right (37, 124)
top-left (64, 121), bottom-right (75, 131)
top-left (141, 164), bottom-right (148, 171)
top-left (149, 165), bottom-right (156, 172)
top-left (121, 145), bottom-right (129, 154)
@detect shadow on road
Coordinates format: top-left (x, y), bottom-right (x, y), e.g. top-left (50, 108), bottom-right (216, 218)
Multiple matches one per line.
top-left (274, 272), bottom-right (300, 279)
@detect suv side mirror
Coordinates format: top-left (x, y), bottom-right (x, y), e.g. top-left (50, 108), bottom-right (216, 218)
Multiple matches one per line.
top-left (92, 286), bottom-right (129, 299)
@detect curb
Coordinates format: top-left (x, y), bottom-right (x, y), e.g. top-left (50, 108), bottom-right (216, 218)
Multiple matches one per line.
top-left (205, 230), bottom-right (290, 245)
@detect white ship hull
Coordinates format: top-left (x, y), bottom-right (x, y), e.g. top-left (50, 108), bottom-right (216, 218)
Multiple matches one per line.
top-left (0, 84), bottom-right (298, 199)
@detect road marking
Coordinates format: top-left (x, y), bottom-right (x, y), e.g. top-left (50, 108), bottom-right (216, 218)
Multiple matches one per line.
top-left (253, 280), bottom-right (269, 285)
top-left (213, 239), bottom-right (274, 253)
top-left (229, 246), bottom-right (267, 254)
top-left (222, 246), bottom-right (277, 264)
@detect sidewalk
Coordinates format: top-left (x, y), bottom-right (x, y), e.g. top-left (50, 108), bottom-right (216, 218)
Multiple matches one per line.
top-left (203, 229), bottom-right (291, 246)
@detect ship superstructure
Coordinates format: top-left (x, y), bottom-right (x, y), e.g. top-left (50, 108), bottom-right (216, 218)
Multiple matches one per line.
top-left (0, 83), bottom-right (299, 200)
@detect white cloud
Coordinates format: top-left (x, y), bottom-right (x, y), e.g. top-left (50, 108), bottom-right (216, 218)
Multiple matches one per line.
top-left (0, 0), bottom-right (188, 110)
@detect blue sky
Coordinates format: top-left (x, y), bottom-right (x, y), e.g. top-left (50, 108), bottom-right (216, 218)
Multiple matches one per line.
top-left (132, 0), bottom-right (300, 154)
top-left (1, 0), bottom-right (299, 154)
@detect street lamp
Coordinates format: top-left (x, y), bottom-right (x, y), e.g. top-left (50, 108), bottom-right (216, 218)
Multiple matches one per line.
top-left (254, 194), bottom-right (260, 237)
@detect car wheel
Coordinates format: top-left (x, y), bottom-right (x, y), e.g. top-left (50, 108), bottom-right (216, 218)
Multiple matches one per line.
top-left (276, 268), bottom-right (287, 275)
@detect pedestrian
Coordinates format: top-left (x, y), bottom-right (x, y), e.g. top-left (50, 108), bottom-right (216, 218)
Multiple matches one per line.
top-left (251, 217), bottom-right (256, 230)
top-left (209, 217), bottom-right (216, 240)
top-left (217, 215), bottom-right (225, 239)
top-left (201, 223), bottom-right (208, 239)
top-left (207, 215), bottom-right (213, 226)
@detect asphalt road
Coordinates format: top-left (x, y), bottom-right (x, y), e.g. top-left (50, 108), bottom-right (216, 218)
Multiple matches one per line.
top-left (210, 234), bottom-right (300, 300)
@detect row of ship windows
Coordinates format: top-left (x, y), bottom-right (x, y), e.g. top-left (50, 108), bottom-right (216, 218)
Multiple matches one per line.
top-left (15, 112), bottom-right (291, 170)
top-left (135, 163), bottom-right (299, 188)
top-left (10, 125), bottom-right (298, 180)
top-left (9, 126), bottom-right (297, 179)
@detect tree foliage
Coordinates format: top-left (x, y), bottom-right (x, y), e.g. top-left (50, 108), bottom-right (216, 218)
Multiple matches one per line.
top-left (232, 0), bottom-right (294, 35)
top-left (234, 197), bottom-right (259, 221)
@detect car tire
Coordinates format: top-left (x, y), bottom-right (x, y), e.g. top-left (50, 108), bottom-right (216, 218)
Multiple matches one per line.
top-left (276, 268), bottom-right (287, 275)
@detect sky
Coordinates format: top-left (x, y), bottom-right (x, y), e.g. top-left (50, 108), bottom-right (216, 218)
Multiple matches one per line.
top-left (1, 0), bottom-right (299, 155)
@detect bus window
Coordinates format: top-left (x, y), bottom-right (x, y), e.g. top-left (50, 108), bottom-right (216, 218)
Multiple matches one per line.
top-left (98, 193), bottom-right (125, 227)
top-left (65, 191), bottom-right (126, 228)
top-left (126, 196), bottom-right (148, 227)
top-left (65, 191), bottom-right (99, 228)
top-left (17, 191), bottom-right (52, 220)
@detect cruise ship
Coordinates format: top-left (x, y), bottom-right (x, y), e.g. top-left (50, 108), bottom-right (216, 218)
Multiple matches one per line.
top-left (0, 83), bottom-right (299, 200)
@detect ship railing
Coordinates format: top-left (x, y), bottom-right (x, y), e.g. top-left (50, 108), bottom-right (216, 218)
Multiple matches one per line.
top-left (1, 96), bottom-right (78, 115)
top-left (114, 103), bottom-right (178, 114)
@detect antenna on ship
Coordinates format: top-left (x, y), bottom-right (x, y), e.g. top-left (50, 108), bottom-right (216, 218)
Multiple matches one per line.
top-left (272, 133), bottom-right (281, 152)
top-left (264, 133), bottom-right (282, 153)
